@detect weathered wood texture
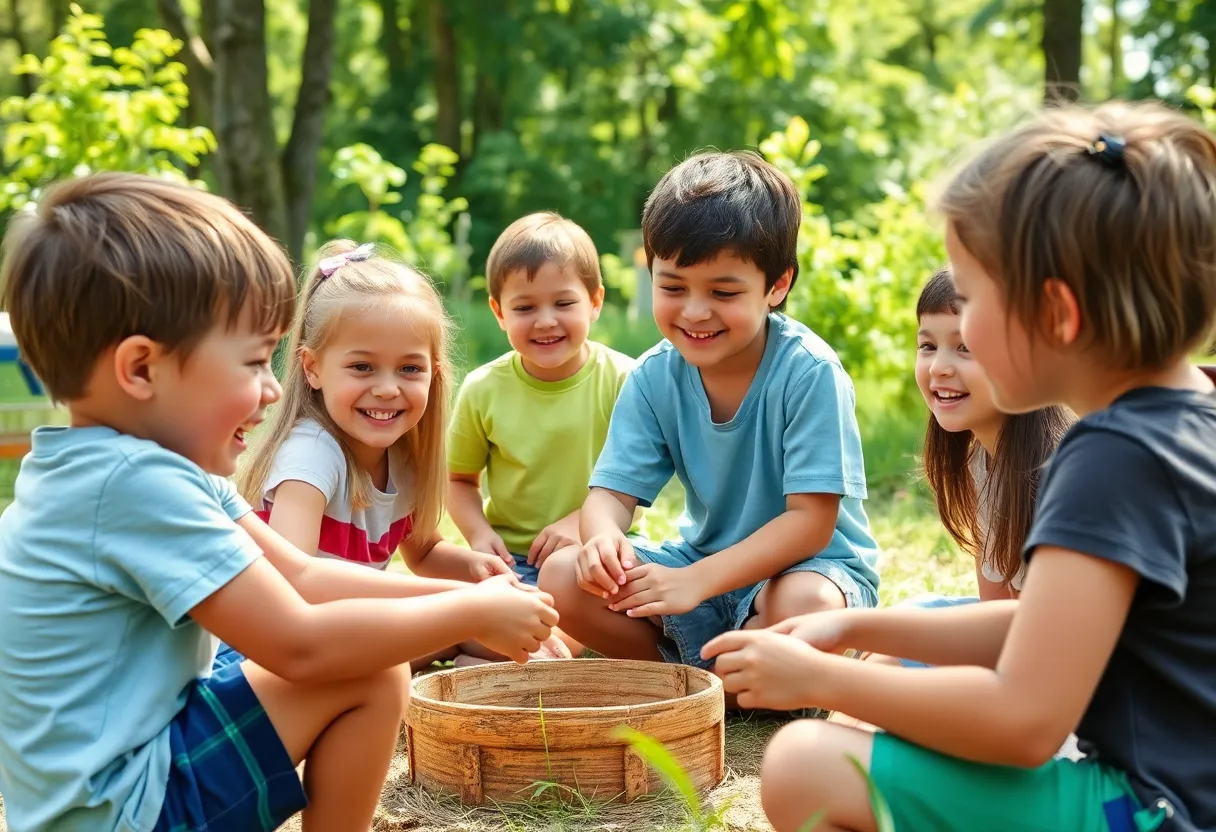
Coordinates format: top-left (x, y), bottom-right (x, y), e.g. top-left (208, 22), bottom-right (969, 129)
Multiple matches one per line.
top-left (406, 659), bottom-right (725, 805)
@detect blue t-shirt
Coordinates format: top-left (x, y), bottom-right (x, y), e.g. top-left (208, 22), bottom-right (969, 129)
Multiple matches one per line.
top-left (0, 427), bottom-right (261, 831)
top-left (590, 313), bottom-right (879, 592)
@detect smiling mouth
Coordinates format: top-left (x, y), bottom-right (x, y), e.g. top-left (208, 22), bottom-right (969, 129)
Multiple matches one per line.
top-left (359, 409), bottom-right (402, 422)
top-left (933, 391), bottom-right (968, 404)
top-left (532, 335), bottom-right (566, 346)
top-left (679, 327), bottom-right (724, 341)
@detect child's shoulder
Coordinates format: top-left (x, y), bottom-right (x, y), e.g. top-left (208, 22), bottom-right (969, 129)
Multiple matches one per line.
top-left (458, 351), bottom-right (519, 393)
top-left (769, 314), bottom-right (846, 375)
top-left (587, 339), bottom-right (638, 375)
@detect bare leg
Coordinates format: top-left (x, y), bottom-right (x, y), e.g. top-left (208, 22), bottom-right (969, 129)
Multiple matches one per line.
top-left (749, 571), bottom-right (847, 629)
top-left (761, 720), bottom-right (878, 832)
top-left (242, 662), bottom-right (409, 832)
top-left (537, 545), bottom-right (664, 661)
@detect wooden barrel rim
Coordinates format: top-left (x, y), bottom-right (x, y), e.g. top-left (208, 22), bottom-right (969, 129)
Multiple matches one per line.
top-left (409, 658), bottom-right (722, 718)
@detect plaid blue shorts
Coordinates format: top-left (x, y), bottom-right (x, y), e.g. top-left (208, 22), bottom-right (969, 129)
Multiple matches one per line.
top-left (153, 656), bottom-right (307, 831)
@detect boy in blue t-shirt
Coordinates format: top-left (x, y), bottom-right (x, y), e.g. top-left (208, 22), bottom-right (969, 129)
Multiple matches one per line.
top-left (538, 151), bottom-right (880, 672)
top-left (0, 173), bottom-right (557, 831)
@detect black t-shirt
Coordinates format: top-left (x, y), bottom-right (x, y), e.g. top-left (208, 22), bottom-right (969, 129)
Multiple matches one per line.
top-left (1025, 386), bottom-right (1216, 832)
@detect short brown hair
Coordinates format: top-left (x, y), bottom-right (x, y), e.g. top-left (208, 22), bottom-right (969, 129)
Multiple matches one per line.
top-left (0, 172), bottom-right (296, 401)
top-left (937, 100), bottom-right (1216, 370)
top-left (485, 212), bottom-right (601, 300)
top-left (642, 150), bottom-right (801, 312)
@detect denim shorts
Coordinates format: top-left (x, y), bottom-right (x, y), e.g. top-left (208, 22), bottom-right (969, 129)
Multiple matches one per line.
top-left (154, 653), bottom-right (306, 831)
top-left (894, 594), bottom-right (980, 669)
top-left (628, 537), bottom-right (878, 669)
top-left (511, 553), bottom-right (541, 586)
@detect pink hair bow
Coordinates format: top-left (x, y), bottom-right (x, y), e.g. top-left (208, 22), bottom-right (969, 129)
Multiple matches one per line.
top-left (318, 242), bottom-right (375, 277)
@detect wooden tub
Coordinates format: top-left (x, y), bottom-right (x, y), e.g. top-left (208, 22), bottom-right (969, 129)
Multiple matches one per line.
top-left (405, 658), bottom-right (725, 805)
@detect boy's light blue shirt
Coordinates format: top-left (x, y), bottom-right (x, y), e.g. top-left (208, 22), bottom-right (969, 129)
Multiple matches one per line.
top-left (0, 426), bottom-right (262, 831)
top-left (590, 313), bottom-right (880, 592)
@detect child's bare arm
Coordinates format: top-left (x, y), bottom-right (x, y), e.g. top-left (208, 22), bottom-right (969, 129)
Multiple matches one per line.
top-left (191, 557), bottom-right (559, 682)
top-left (579, 487), bottom-right (636, 540)
top-left (447, 471), bottom-right (511, 562)
top-left (774, 600), bottom-right (1018, 668)
top-left (262, 479), bottom-right (327, 555)
top-left (401, 528), bottom-right (514, 582)
top-left (239, 513), bottom-right (470, 602)
top-left (708, 548), bottom-right (1137, 767)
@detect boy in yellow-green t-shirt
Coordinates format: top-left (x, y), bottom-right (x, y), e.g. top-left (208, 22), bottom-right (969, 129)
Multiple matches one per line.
top-left (447, 212), bottom-right (635, 591)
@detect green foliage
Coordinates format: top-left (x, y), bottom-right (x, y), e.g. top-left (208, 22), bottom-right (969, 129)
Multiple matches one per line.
top-left (612, 726), bottom-right (727, 831)
top-left (0, 4), bottom-right (214, 212)
top-left (327, 142), bottom-right (470, 283)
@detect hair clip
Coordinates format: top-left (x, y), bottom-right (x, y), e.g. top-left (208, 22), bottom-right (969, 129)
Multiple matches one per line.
top-left (318, 242), bottom-right (376, 278)
top-left (1086, 133), bottom-right (1126, 168)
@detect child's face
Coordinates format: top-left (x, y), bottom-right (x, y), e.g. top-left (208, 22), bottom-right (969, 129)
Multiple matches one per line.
top-left (651, 251), bottom-right (790, 373)
top-left (302, 299), bottom-right (433, 466)
top-left (947, 224), bottom-right (1042, 414)
top-left (150, 309), bottom-right (281, 476)
top-left (491, 262), bottom-right (603, 382)
top-left (915, 311), bottom-right (1003, 440)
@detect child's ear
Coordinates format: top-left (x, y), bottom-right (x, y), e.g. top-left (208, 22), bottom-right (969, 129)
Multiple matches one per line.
top-left (112, 335), bottom-right (163, 401)
top-left (299, 348), bottom-right (323, 390)
top-left (767, 267), bottom-right (795, 309)
top-left (589, 285), bottom-right (605, 322)
top-left (1042, 278), bottom-right (1081, 346)
top-left (488, 296), bottom-right (507, 332)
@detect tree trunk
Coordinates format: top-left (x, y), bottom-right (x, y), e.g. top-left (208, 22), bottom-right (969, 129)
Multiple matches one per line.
top-left (48, 0), bottom-right (70, 38)
top-left (7, 0), bottom-right (34, 97)
top-left (429, 0), bottom-right (462, 153)
top-left (212, 0), bottom-right (287, 244)
top-left (471, 65), bottom-right (505, 157)
top-left (156, 0), bottom-right (214, 130)
top-left (1042, 0), bottom-right (1083, 104)
top-left (1107, 0), bottom-right (1121, 95)
top-left (281, 0), bottom-right (339, 265)
top-left (379, 0), bottom-right (406, 84)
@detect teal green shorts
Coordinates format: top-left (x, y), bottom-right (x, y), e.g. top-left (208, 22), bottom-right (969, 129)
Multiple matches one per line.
top-left (871, 733), bottom-right (1168, 832)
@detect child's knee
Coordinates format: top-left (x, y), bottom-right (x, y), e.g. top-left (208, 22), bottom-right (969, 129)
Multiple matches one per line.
top-left (536, 545), bottom-right (580, 600)
top-left (366, 664), bottom-right (411, 719)
top-left (762, 720), bottom-right (874, 832)
top-left (759, 572), bottom-right (847, 626)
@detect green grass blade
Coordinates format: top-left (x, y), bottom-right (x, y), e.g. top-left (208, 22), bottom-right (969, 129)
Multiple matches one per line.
top-left (797, 809), bottom-right (827, 831)
top-left (612, 726), bottom-right (703, 824)
top-left (847, 754), bottom-right (895, 832)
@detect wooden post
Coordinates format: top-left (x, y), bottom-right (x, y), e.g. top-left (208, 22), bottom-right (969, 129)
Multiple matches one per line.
top-left (460, 744), bottom-right (483, 804)
top-left (623, 746), bottom-right (648, 801)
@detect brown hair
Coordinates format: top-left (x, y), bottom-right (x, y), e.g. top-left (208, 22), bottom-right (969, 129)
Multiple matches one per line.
top-left (641, 150), bottom-right (801, 311)
top-left (486, 212), bottom-right (601, 300)
top-left (0, 172), bottom-right (295, 401)
top-left (937, 100), bottom-right (1216, 369)
top-left (917, 268), bottom-right (1075, 585)
top-left (236, 241), bottom-right (453, 545)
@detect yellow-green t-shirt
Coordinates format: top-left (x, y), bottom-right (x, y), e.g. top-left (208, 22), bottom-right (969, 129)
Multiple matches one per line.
top-left (448, 341), bottom-right (636, 553)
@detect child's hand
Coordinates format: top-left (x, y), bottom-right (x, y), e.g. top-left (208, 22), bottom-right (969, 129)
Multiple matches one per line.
top-left (527, 523), bottom-right (578, 568)
top-left (470, 576), bottom-right (561, 663)
top-left (467, 550), bottom-right (517, 582)
top-left (701, 630), bottom-right (822, 711)
top-left (608, 563), bottom-right (706, 617)
top-left (469, 532), bottom-right (514, 567)
top-left (768, 610), bottom-right (852, 654)
top-left (576, 533), bottom-right (635, 597)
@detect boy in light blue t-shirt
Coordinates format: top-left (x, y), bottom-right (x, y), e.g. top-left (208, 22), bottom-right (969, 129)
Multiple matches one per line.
top-left (0, 174), bottom-right (557, 832)
top-left (538, 151), bottom-right (880, 672)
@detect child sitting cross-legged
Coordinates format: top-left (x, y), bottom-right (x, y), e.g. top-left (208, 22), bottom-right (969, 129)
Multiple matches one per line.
top-left (705, 101), bottom-right (1216, 832)
top-left (0, 174), bottom-right (559, 832)
top-left (446, 213), bottom-right (635, 589)
top-left (538, 151), bottom-right (881, 682)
